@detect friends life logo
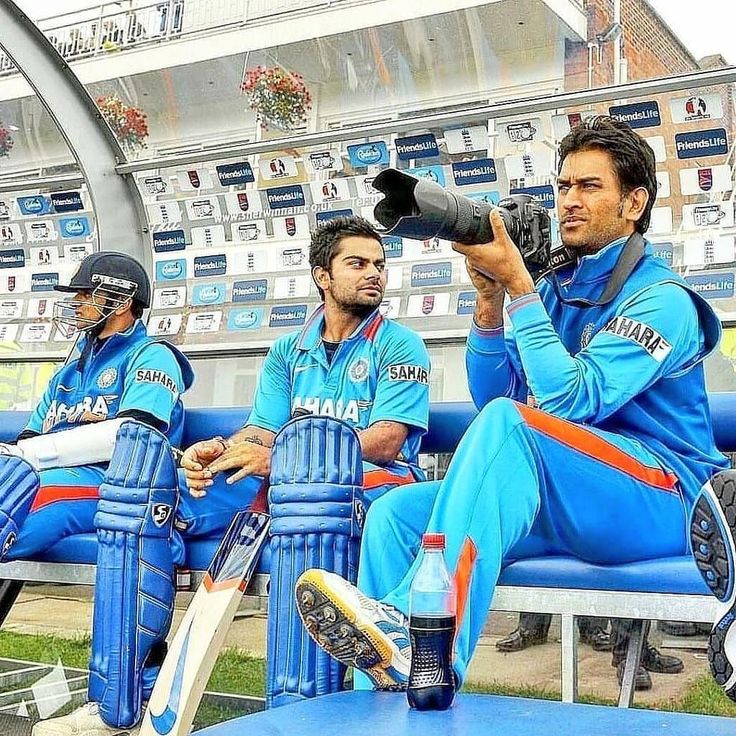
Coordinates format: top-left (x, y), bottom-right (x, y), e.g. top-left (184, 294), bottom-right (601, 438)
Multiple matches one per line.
top-left (193, 254), bottom-right (227, 278)
top-left (269, 304), bottom-right (308, 328)
top-left (153, 229), bottom-right (187, 253)
top-left (216, 162), bottom-right (255, 186)
top-left (675, 128), bottom-right (729, 160)
top-left (685, 272), bottom-right (735, 301)
top-left (192, 282), bottom-right (226, 306)
top-left (651, 242), bottom-right (673, 265)
top-left (266, 185), bottom-right (305, 210)
top-left (608, 101), bottom-right (661, 129)
top-left (60, 217), bottom-right (91, 239)
top-left (410, 261), bottom-right (453, 287)
top-left (456, 290), bottom-right (477, 315)
top-left (232, 279), bottom-right (268, 303)
top-left (347, 141), bottom-right (389, 168)
top-left (315, 209), bottom-right (353, 225)
top-left (155, 258), bottom-right (187, 281)
top-left (451, 158), bottom-right (497, 186)
top-left (0, 248), bottom-right (25, 269)
top-left (50, 191), bottom-right (84, 213)
top-left (381, 236), bottom-right (403, 259)
top-left (17, 195), bottom-right (53, 216)
top-left (395, 133), bottom-right (440, 161)
top-left (31, 272), bottom-right (59, 292)
top-left (227, 307), bottom-right (264, 331)
top-left (510, 184), bottom-right (556, 210)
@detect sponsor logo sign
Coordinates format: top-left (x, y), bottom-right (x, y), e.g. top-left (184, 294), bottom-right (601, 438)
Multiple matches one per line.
top-left (65, 244), bottom-right (92, 262)
top-left (451, 158), bottom-right (497, 186)
top-left (153, 286), bottom-right (187, 309)
top-left (551, 112), bottom-right (585, 140)
top-left (304, 149), bottom-right (343, 174)
top-left (499, 118), bottom-right (541, 145)
top-left (232, 220), bottom-right (267, 242)
top-left (0, 249), bottom-right (25, 269)
top-left (0, 299), bottom-right (22, 319)
top-left (381, 236), bottom-right (403, 259)
top-left (407, 165), bottom-right (446, 187)
top-left (608, 101), bottom-right (661, 129)
top-left (682, 203), bottom-right (734, 230)
top-left (185, 197), bottom-right (221, 221)
top-left (444, 125), bottom-right (488, 154)
top-left (683, 235), bottom-right (734, 266)
top-left (227, 307), bottom-right (264, 330)
top-left (185, 310), bottom-right (223, 333)
top-left (310, 178), bottom-right (351, 203)
top-left (410, 288), bottom-right (440, 312)
top-left (456, 290), bottom-right (477, 315)
top-left (215, 162), bottom-right (255, 186)
top-left (651, 242), bottom-right (673, 265)
top-left (685, 272), bottom-right (735, 300)
top-left (466, 190), bottom-right (500, 206)
top-left (649, 207), bottom-right (673, 235)
top-left (60, 217), bottom-right (91, 239)
top-left (0, 199), bottom-right (10, 219)
top-left (155, 258), bottom-right (187, 281)
top-left (269, 304), bottom-right (308, 328)
top-left (679, 165), bottom-right (732, 195)
top-left (379, 296), bottom-right (401, 317)
top-left (150, 313), bottom-right (183, 336)
top-left (315, 209), bottom-right (354, 225)
top-left (148, 201), bottom-right (182, 225)
top-left (191, 225), bottom-right (226, 249)
top-left (26, 221), bottom-right (56, 242)
top-left (266, 185), bottom-right (305, 209)
top-left (232, 279), bottom-right (268, 302)
top-left (347, 142), bottom-right (389, 168)
top-left (410, 261), bottom-right (452, 287)
top-left (31, 272), bottom-right (59, 292)
top-left (142, 176), bottom-right (169, 195)
top-left (510, 185), bottom-right (556, 209)
top-left (153, 229), bottom-right (186, 253)
top-left (20, 323), bottom-right (52, 342)
top-left (671, 93), bottom-right (723, 123)
top-left (395, 133), bottom-right (439, 160)
top-left (50, 191), bottom-right (83, 213)
top-left (17, 196), bottom-right (52, 216)
top-left (675, 128), bottom-right (728, 159)
top-left (656, 172), bottom-right (670, 200)
top-left (225, 191), bottom-right (263, 216)
top-left (177, 169), bottom-right (213, 191)
top-left (193, 254), bottom-right (227, 278)
top-left (259, 155), bottom-right (299, 180)
top-left (273, 214), bottom-right (309, 240)
top-left (0, 224), bottom-right (22, 244)
top-left (274, 274), bottom-right (311, 299)
top-left (191, 282), bottom-right (226, 305)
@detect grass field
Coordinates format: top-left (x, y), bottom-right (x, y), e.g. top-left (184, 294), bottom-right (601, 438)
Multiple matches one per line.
top-left (1, 630), bottom-right (735, 727)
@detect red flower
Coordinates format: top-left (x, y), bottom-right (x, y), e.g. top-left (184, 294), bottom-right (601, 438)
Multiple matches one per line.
top-left (240, 66), bottom-right (312, 131)
top-left (96, 94), bottom-right (149, 152)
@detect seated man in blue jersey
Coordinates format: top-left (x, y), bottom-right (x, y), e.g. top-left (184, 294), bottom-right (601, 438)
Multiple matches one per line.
top-left (0, 252), bottom-right (195, 736)
top-left (294, 116), bottom-right (731, 697)
top-left (181, 215), bottom-right (431, 705)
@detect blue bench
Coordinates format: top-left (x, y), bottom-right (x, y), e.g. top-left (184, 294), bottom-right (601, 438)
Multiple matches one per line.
top-left (0, 394), bottom-right (734, 707)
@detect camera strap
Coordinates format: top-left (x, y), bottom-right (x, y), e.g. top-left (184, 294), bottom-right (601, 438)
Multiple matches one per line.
top-left (550, 232), bottom-right (645, 308)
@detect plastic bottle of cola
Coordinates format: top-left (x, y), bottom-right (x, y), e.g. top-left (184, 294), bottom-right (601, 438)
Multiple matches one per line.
top-left (407, 532), bottom-right (457, 711)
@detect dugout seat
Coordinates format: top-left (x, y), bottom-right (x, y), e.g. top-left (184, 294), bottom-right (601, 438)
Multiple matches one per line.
top-left (1, 392), bottom-right (735, 707)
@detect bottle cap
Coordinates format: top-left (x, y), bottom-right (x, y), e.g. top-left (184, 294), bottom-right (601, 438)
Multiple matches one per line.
top-left (422, 533), bottom-right (445, 550)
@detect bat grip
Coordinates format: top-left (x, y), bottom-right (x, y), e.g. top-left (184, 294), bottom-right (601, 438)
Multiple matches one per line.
top-left (250, 479), bottom-right (269, 514)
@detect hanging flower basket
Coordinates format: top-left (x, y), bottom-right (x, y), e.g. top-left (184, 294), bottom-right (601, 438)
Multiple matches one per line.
top-left (241, 66), bottom-right (312, 131)
top-left (0, 122), bottom-right (14, 158)
top-left (96, 94), bottom-right (149, 153)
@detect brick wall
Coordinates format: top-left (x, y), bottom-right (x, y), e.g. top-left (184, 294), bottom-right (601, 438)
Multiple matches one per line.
top-left (564, 0), bottom-right (700, 92)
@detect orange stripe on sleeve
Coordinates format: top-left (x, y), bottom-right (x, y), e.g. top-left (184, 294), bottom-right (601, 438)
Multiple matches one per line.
top-left (516, 403), bottom-right (679, 493)
top-left (30, 485), bottom-right (99, 512)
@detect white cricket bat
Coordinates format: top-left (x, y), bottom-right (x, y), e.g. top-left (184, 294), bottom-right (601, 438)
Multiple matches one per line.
top-left (140, 487), bottom-right (270, 736)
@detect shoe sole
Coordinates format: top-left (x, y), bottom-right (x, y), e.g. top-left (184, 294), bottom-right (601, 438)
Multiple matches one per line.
top-left (690, 472), bottom-right (736, 698)
top-left (295, 571), bottom-right (405, 690)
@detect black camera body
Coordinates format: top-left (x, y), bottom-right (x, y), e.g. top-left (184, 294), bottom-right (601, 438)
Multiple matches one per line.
top-left (372, 168), bottom-right (558, 280)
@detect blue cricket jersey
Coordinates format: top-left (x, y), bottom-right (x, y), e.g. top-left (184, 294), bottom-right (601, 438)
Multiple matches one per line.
top-left (466, 236), bottom-right (729, 506)
top-left (248, 305), bottom-right (430, 472)
top-left (25, 320), bottom-right (194, 447)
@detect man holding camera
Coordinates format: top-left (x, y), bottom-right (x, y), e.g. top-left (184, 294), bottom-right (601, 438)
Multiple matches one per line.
top-left (295, 116), bottom-right (729, 695)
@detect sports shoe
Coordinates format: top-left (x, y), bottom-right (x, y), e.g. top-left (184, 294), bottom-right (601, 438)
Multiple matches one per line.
top-left (495, 626), bottom-right (549, 652)
top-left (32, 702), bottom-right (139, 736)
top-left (690, 470), bottom-right (736, 700)
top-left (615, 661), bottom-right (652, 691)
top-left (295, 569), bottom-right (411, 690)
